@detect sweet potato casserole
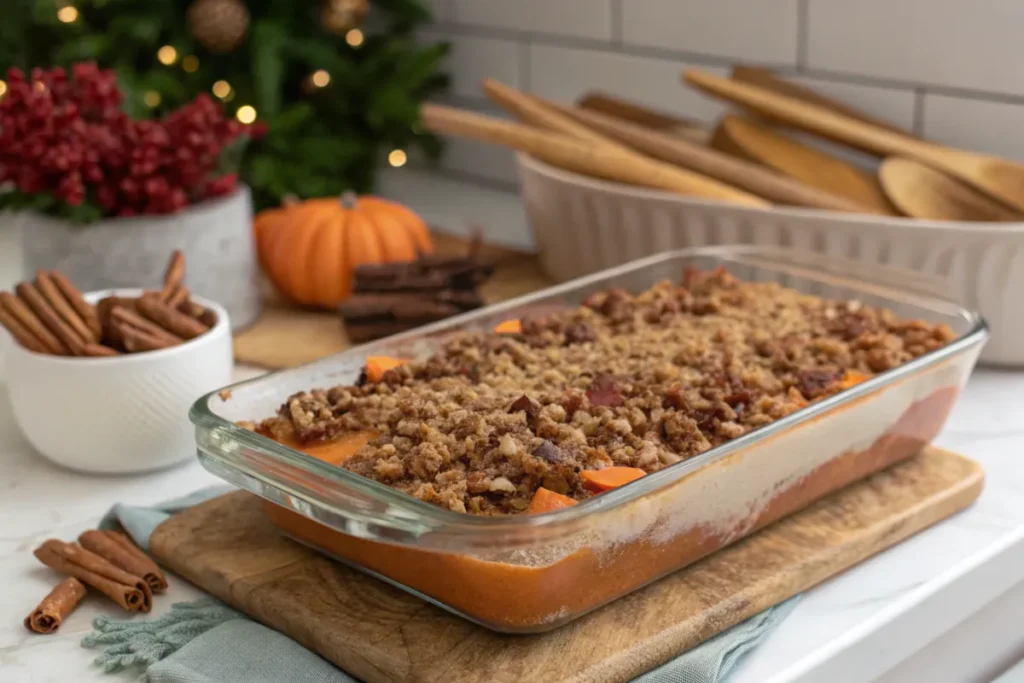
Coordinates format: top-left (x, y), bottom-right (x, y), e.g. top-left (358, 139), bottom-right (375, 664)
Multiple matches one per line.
top-left (252, 267), bottom-right (956, 516)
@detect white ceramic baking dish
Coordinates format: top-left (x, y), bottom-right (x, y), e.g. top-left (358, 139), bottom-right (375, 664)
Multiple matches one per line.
top-left (517, 153), bottom-right (1024, 366)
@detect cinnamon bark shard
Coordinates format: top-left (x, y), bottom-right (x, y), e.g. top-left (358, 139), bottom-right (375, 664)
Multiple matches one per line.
top-left (0, 291), bottom-right (68, 355)
top-left (36, 270), bottom-right (98, 344)
top-left (137, 293), bottom-right (209, 340)
top-left (24, 577), bottom-right (87, 634)
top-left (79, 530), bottom-right (168, 594)
top-left (162, 249), bottom-right (186, 297)
top-left (34, 539), bottom-right (152, 612)
top-left (49, 271), bottom-right (102, 341)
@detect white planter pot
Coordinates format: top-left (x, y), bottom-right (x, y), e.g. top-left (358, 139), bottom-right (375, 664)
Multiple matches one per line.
top-left (0, 214), bottom-right (25, 291)
top-left (18, 185), bottom-right (261, 330)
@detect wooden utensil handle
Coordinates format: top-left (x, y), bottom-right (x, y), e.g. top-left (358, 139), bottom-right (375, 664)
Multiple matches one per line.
top-left (556, 103), bottom-right (869, 213)
top-left (420, 104), bottom-right (770, 207)
top-left (483, 79), bottom-right (619, 148)
top-left (683, 70), bottom-right (943, 163)
top-left (576, 91), bottom-right (706, 132)
top-left (730, 65), bottom-right (918, 138)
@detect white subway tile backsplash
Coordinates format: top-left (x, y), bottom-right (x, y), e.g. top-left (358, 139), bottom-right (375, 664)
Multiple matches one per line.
top-left (453, 0), bottom-right (614, 41)
top-left (806, 0), bottom-right (1024, 96)
top-left (528, 44), bottom-right (729, 123)
top-left (622, 0), bottom-right (799, 66)
top-left (422, 1), bottom-right (1024, 187)
top-left (419, 30), bottom-right (521, 100)
top-left (435, 99), bottom-right (519, 184)
top-left (921, 94), bottom-right (1024, 163)
top-left (787, 76), bottom-right (918, 132)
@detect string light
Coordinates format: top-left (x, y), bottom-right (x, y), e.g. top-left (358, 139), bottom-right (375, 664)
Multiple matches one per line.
top-left (311, 70), bottom-right (331, 88)
top-left (57, 6), bottom-right (79, 23)
top-left (0, 80), bottom-right (7, 98)
top-left (235, 105), bottom-right (257, 124)
top-left (143, 91), bottom-right (162, 107)
top-left (388, 149), bottom-right (407, 168)
top-left (212, 80), bottom-right (232, 99)
top-left (157, 45), bottom-right (178, 65)
top-left (345, 29), bottom-right (364, 47)
top-left (182, 55), bottom-right (200, 73)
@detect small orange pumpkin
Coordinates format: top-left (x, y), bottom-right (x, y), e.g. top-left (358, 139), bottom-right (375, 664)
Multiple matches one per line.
top-left (254, 192), bottom-right (433, 308)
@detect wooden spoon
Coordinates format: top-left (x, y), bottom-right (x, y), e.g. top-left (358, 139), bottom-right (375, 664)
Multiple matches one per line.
top-left (712, 114), bottom-right (897, 215)
top-left (731, 65), bottom-right (918, 138)
top-left (683, 69), bottom-right (1024, 213)
top-left (879, 157), bottom-right (1024, 222)
top-left (575, 91), bottom-right (711, 144)
top-left (476, 80), bottom-right (769, 207)
top-left (420, 104), bottom-right (770, 207)
top-left (554, 103), bottom-right (871, 213)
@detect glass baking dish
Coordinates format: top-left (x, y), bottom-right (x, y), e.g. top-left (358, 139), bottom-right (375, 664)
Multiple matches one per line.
top-left (191, 245), bottom-right (988, 633)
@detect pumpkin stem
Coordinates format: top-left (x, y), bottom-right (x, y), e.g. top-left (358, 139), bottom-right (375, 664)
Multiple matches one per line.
top-left (340, 190), bottom-right (359, 209)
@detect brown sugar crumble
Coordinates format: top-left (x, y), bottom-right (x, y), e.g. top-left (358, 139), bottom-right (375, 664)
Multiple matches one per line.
top-left (255, 267), bottom-right (956, 516)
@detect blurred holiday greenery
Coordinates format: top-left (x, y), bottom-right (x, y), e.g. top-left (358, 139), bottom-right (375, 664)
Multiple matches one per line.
top-left (0, 0), bottom-right (449, 211)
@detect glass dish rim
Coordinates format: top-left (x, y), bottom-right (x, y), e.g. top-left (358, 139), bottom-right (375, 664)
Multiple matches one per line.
top-left (191, 245), bottom-right (989, 534)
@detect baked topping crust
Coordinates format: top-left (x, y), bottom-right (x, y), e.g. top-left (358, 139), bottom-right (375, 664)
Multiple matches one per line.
top-left (256, 267), bottom-right (956, 515)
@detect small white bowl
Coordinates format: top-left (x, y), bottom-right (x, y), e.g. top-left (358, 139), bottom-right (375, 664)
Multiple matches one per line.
top-left (4, 289), bottom-right (233, 473)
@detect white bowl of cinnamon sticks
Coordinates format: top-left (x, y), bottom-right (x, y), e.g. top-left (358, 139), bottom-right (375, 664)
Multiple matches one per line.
top-left (1, 251), bottom-right (232, 473)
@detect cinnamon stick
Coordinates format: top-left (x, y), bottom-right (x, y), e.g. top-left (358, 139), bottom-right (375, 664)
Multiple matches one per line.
top-left (111, 306), bottom-right (185, 346)
top-left (420, 103), bottom-right (770, 207)
top-left (165, 284), bottom-right (189, 308)
top-left (49, 271), bottom-right (101, 341)
top-left (34, 539), bottom-right (152, 612)
top-left (16, 282), bottom-right (87, 354)
top-left (24, 577), bottom-right (87, 634)
top-left (36, 271), bottom-right (98, 344)
top-left (0, 291), bottom-right (67, 355)
top-left (0, 304), bottom-right (49, 353)
top-left (78, 530), bottom-right (168, 594)
top-left (161, 249), bottom-right (185, 300)
top-left (137, 293), bottom-right (209, 340)
top-left (82, 343), bottom-right (121, 357)
top-left (118, 324), bottom-right (176, 353)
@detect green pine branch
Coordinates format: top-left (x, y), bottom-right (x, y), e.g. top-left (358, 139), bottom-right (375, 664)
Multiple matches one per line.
top-left (1, 0), bottom-right (449, 212)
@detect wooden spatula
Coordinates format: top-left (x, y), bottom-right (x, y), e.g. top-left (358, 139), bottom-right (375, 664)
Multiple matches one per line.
top-left (712, 114), bottom-right (897, 215)
top-left (879, 157), bottom-right (1024, 222)
top-left (476, 80), bottom-right (769, 207)
top-left (420, 104), bottom-right (770, 207)
top-left (576, 91), bottom-right (711, 144)
top-left (554, 103), bottom-right (872, 213)
top-left (731, 65), bottom-right (918, 138)
top-left (684, 69), bottom-right (1024, 213)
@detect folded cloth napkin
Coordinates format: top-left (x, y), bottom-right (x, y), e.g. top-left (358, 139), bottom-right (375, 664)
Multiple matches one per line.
top-left (84, 489), bottom-right (798, 683)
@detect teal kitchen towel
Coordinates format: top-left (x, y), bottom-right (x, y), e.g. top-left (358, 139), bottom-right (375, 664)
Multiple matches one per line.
top-left (85, 489), bottom-right (798, 683)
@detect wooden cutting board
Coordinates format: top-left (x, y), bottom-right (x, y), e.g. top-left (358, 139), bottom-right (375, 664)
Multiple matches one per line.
top-left (150, 447), bottom-right (982, 683)
top-left (232, 232), bottom-right (553, 370)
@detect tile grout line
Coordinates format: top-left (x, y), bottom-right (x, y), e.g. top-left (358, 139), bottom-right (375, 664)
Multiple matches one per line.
top-left (796, 0), bottom-right (809, 72)
top-left (913, 88), bottom-right (926, 137)
top-left (610, 0), bottom-right (624, 46)
top-left (424, 21), bottom-right (1024, 107)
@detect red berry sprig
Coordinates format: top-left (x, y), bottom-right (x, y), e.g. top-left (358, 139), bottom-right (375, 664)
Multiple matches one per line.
top-left (0, 62), bottom-right (256, 217)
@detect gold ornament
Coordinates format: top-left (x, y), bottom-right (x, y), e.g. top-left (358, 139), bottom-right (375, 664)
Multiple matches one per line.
top-left (187, 0), bottom-right (250, 54)
top-left (322, 0), bottom-right (369, 34)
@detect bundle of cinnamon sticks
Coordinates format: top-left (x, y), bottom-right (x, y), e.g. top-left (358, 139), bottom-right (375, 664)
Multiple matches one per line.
top-left (0, 250), bottom-right (217, 356)
top-left (339, 235), bottom-right (494, 342)
top-left (25, 529), bottom-right (169, 634)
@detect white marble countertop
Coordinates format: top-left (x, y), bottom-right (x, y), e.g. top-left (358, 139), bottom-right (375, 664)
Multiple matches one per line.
top-left (1, 364), bottom-right (1022, 682)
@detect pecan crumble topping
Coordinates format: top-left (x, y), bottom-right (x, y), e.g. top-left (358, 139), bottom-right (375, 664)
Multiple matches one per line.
top-left (255, 268), bottom-right (956, 516)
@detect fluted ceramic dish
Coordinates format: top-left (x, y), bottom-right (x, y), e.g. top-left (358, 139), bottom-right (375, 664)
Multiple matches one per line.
top-left (517, 153), bottom-right (1024, 366)
top-left (4, 289), bottom-right (232, 473)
